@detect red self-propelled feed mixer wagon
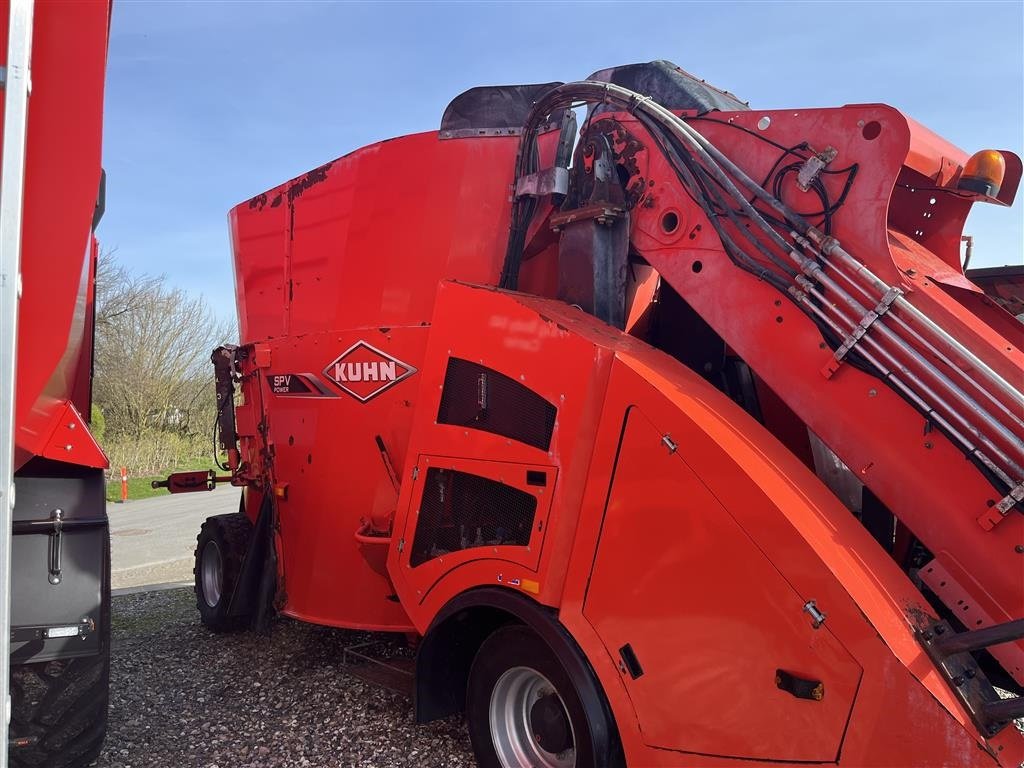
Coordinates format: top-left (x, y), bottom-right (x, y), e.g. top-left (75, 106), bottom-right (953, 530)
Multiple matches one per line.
top-left (158, 62), bottom-right (1024, 767)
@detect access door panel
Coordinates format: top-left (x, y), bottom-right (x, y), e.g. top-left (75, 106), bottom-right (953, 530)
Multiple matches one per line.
top-left (401, 455), bottom-right (555, 601)
top-left (583, 408), bottom-right (860, 762)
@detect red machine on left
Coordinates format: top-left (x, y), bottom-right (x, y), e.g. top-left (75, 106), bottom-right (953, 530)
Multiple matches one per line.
top-left (1, 1), bottom-right (113, 766)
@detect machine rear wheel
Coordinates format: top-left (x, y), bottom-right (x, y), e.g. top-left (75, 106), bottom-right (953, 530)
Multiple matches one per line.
top-left (467, 624), bottom-right (614, 768)
top-left (194, 513), bottom-right (252, 632)
top-left (9, 655), bottom-right (109, 768)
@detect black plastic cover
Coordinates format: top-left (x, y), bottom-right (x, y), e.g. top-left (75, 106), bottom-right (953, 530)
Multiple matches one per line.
top-left (437, 358), bottom-right (557, 451)
top-left (440, 82), bottom-right (565, 134)
top-left (11, 458), bottom-right (108, 664)
top-left (587, 60), bottom-right (748, 114)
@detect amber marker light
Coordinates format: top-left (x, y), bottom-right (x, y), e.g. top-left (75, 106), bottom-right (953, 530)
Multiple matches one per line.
top-left (958, 150), bottom-right (1006, 197)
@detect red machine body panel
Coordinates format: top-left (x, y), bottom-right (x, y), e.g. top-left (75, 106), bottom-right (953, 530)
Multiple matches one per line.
top-left (585, 408), bottom-right (861, 761)
top-left (587, 105), bottom-right (1024, 685)
top-left (385, 283), bottom-right (1016, 766)
top-left (222, 68), bottom-right (1023, 765)
top-left (9, 0), bottom-right (110, 471)
top-left (228, 129), bottom-right (547, 629)
top-left (230, 131), bottom-right (525, 346)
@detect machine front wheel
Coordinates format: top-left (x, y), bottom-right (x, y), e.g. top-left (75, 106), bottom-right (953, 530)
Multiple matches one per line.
top-left (467, 624), bottom-right (615, 768)
top-left (194, 513), bottom-right (252, 632)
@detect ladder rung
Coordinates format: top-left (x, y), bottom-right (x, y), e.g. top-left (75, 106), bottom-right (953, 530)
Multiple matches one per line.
top-left (930, 618), bottom-right (1024, 658)
top-left (983, 695), bottom-right (1024, 723)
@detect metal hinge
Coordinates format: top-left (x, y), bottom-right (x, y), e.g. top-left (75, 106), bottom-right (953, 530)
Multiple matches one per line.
top-left (411, 466), bottom-right (419, 481)
top-left (803, 600), bottom-right (827, 629)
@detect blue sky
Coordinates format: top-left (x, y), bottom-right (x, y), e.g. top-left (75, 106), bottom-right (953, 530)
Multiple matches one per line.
top-left (100, 1), bottom-right (1023, 317)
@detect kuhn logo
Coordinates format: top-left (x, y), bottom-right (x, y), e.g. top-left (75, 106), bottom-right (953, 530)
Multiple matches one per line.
top-left (323, 342), bottom-right (417, 402)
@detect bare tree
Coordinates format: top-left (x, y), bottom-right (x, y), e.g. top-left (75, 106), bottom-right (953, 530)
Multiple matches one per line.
top-left (94, 248), bottom-right (162, 328)
top-left (93, 251), bottom-right (233, 465)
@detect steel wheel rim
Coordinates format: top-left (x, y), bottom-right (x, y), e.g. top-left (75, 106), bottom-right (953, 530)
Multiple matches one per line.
top-left (201, 540), bottom-right (223, 608)
top-left (488, 666), bottom-right (576, 768)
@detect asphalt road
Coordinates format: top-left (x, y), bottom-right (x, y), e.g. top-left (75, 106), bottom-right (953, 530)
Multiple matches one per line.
top-left (109, 486), bottom-right (240, 590)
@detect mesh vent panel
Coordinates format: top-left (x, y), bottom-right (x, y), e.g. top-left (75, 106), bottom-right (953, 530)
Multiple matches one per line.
top-left (410, 468), bottom-right (538, 567)
top-left (437, 358), bottom-right (556, 451)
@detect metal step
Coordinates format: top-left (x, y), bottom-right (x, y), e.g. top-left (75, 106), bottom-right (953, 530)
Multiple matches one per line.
top-left (341, 639), bottom-right (415, 698)
top-left (919, 617), bottom-right (1024, 736)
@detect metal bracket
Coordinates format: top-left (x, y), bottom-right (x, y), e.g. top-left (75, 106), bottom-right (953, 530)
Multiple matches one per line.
top-left (439, 119), bottom-right (561, 141)
top-left (9, 617), bottom-right (94, 643)
top-left (550, 203), bottom-right (625, 231)
top-left (821, 287), bottom-right (902, 379)
top-left (514, 167), bottom-right (568, 199)
top-left (797, 146), bottom-right (838, 191)
top-left (917, 617), bottom-right (1024, 736)
top-left (977, 480), bottom-right (1024, 530)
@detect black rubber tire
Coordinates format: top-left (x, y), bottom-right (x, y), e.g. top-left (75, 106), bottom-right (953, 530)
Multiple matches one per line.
top-left (9, 530), bottom-right (110, 768)
top-left (466, 624), bottom-right (616, 768)
top-left (194, 512), bottom-right (252, 632)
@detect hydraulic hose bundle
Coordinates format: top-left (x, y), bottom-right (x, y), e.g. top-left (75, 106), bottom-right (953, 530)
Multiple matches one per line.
top-left (503, 81), bottom-right (1024, 517)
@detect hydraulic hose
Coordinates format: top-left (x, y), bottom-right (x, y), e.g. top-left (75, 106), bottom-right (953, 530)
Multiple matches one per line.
top-left (507, 80), bottom-right (1024, 505)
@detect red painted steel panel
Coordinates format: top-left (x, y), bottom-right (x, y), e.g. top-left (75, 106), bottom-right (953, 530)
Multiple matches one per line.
top-left (252, 327), bottom-right (426, 631)
top-left (225, 79), bottom-right (1023, 762)
top-left (230, 131), bottom-right (521, 345)
top-left (8, 0), bottom-right (110, 470)
top-left (612, 106), bottom-right (1024, 685)
top-left (584, 406), bottom-right (860, 761)
top-left (386, 284), bottom-right (1010, 765)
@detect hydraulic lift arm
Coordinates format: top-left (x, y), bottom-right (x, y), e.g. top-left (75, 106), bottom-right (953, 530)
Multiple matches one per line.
top-left (501, 76), bottom-right (1024, 727)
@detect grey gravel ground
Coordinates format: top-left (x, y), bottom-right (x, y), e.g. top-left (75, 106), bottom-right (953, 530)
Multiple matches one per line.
top-left (95, 588), bottom-right (476, 768)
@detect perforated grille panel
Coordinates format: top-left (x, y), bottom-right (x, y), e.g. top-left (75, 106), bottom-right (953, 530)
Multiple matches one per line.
top-left (437, 358), bottom-right (557, 451)
top-left (410, 468), bottom-right (538, 567)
